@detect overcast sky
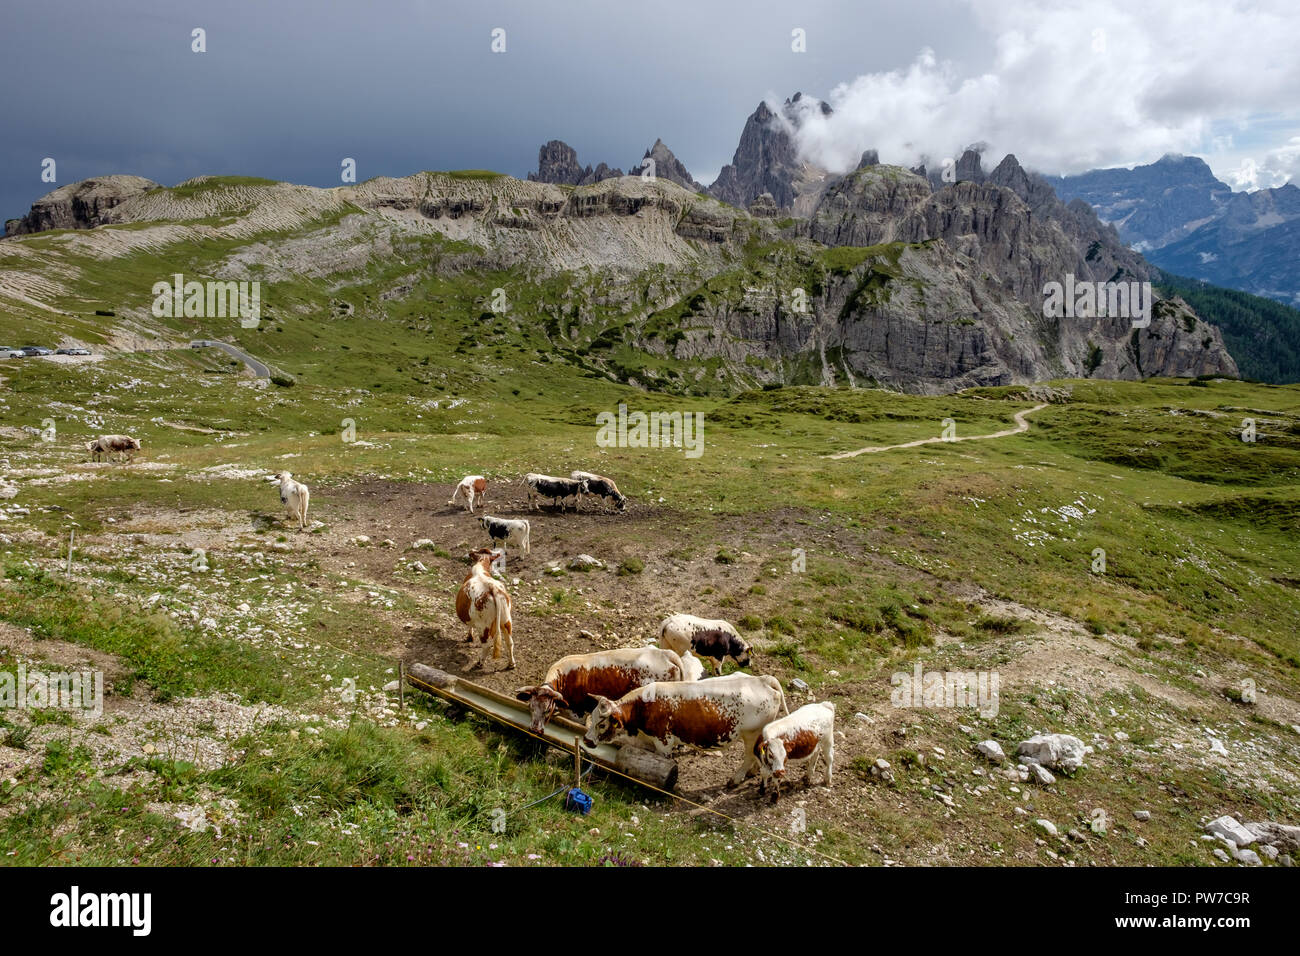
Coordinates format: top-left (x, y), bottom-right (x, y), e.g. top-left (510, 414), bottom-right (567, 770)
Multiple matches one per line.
top-left (3, 0), bottom-right (1297, 222)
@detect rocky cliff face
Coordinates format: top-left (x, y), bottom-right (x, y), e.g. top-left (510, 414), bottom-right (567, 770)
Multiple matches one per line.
top-left (2, 158), bottom-right (1239, 392)
top-left (526, 140), bottom-right (623, 186)
top-left (709, 93), bottom-right (835, 215)
top-left (4, 175), bottom-right (159, 236)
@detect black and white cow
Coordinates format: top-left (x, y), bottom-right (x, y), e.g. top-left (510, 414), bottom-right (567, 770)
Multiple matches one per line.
top-left (523, 473), bottom-right (588, 512)
top-left (659, 614), bottom-right (753, 675)
top-left (570, 471), bottom-right (627, 511)
top-left (478, 514), bottom-right (530, 554)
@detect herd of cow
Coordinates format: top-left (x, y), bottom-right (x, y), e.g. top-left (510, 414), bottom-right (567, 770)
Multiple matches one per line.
top-left (81, 439), bottom-right (834, 800)
top-left (445, 472), bottom-right (835, 800)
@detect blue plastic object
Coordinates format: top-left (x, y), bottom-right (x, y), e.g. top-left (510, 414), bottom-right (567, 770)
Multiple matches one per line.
top-left (565, 787), bottom-right (594, 815)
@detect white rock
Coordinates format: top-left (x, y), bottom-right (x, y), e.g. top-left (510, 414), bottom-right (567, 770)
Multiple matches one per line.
top-left (1236, 849), bottom-right (1262, 866)
top-left (977, 740), bottom-right (1005, 764)
top-left (569, 554), bottom-right (603, 570)
top-left (1208, 737), bottom-right (1228, 756)
top-left (1205, 815), bottom-right (1255, 847)
top-left (1212, 848), bottom-right (1231, 863)
top-left (1017, 733), bottom-right (1087, 773)
top-left (1029, 763), bottom-right (1056, 786)
top-left (1035, 819), bottom-right (1058, 837)
top-left (352, 535), bottom-right (371, 546)
top-left (411, 539), bottom-right (436, 550)
top-left (1134, 810), bottom-right (1151, 822)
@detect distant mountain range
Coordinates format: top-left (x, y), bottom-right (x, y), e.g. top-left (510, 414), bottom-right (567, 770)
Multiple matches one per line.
top-left (18, 90), bottom-right (1300, 389)
top-left (1050, 155), bottom-right (1300, 308)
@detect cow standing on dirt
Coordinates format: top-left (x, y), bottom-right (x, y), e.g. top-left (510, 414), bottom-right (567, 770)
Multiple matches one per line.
top-left (449, 475), bottom-right (487, 514)
top-left (515, 646), bottom-right (688, 734)
top-left (478, 514), bottom-right (530, 554)
top-left (570, 471), bottom-right (626, 511)
top-left (523, 473), bottom-right (588, 512)
top-left (755, 701), bottom-right (835, 801)
top-left (268, 471), bottom-right (310, 531)
top-left (582, 673), bottom-right (787, 785)
top-left (456, 548), bottom-right (515, 669)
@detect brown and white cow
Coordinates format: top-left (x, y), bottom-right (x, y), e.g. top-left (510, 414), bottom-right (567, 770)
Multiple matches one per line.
top-left (582, 673), bottom-right (787, 785)
top-left (754, 701), bottom-right (835, 800)
top-left (514, 646), bottom-right (687, 734)
top-left (88, 434), bottom-right (142, 463)
top-left (659, 614), bottom-right (752, 675)
top-left (455, 548), bottom-right (514, 669)
top-left (449, 475), bottom-right (487, 514)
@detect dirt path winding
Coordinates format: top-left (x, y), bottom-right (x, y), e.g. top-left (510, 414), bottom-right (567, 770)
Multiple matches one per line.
top-left (827, 403), bottom-right (1048, 460)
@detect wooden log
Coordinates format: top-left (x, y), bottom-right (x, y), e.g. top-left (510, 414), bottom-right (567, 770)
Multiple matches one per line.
top-left (614, 745), bottom-right (678, 791)
top-left (406, 663), bottom-right (456, 691)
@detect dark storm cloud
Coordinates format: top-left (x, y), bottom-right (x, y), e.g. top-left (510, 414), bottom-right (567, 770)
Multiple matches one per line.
top-left (0, 0), bottom-right (980, 220)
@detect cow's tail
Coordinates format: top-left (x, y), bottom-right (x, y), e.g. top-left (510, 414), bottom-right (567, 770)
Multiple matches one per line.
top-left (765, 675), bottom-right (789, 715)
top-left (522, 520), bottom-right (530, 554)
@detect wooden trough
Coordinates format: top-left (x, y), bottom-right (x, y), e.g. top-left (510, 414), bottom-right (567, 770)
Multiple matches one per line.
top-left (405, 662), bottom-right (679, 791)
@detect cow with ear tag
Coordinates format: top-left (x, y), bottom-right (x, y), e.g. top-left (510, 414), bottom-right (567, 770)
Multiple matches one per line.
top-left (514, 685), bottom-right (568, 735)
top-left (754, 701), bottom-right (835, 801)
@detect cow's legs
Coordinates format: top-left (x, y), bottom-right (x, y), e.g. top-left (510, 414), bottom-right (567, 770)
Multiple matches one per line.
top-left (731, 732), bottom-right (761, 785)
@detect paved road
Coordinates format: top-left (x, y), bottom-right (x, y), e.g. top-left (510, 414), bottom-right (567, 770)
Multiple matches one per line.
top-left (827, 403), bottom-right (1049, 459)
top-left (189, 340), bottom-right (270, 378)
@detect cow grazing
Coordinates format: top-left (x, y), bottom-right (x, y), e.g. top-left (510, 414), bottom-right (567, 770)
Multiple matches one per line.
top-left (755, 701), bottom-right (836, 800)
top-left (523, 473), bottom-right (588, 512)
top-left (582, 673), bottom-right (787, 785)
top-left (478, 514), bottom-right (530, 554)
top-left (455, 548), bottom-right (515, 669)
top-left (267, 471), bottom-right (310, 531)
top-left (659, 614), bottom-right (752, 675)
top-left (514, 646), bottom-right (686, 734)
top-left (449, 475), bottom-right (487, 513)
top-left (88, 434), bottom-right (142, 463)
top-left (570, 471), bottom-right (627, 511)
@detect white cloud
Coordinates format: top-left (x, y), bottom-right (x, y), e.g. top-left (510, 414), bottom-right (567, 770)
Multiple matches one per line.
top-left (790, 0), bottom-right (1300, 180)
top-left (1219, 137), bottom-right (1300, 190)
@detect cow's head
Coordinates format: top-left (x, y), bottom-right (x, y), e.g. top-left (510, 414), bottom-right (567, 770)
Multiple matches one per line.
top-left (477, 515), bottom-right (491, 532)
top-left (614, 493), bottom-right (627, 511)
top-left (515, 685), bottom-right (567, 735)
top-left (757, 736), bottom-right (788, 777)
top-left (267, 471), bottom-right (290, 483)
top-left (128, 437), bottom-right (142, 450)
top-left (730, 634), bottom-right (752, 669)
top-left (582, 695), bottom-right (623, 749)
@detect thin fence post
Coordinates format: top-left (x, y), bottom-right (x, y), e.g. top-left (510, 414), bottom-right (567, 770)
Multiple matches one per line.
top-left (398, 661), bottom-right (405, 712)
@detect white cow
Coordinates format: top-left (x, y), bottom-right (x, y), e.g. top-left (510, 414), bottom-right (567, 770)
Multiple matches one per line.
top-left (449, 475), bottom-right (487, 513)
top-left (755, 701), bottom-right (836, 799)
top-left (87, 434), bottom-right (142, 463)
top-left (268, 471), bottom-right (310, 531)
top-left (583, 672), bottom-right (787, 784)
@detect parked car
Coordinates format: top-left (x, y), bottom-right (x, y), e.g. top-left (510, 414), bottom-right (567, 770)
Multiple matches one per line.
top-left (20, 346), bottom-right (52, 356)
top-left (0, 347), bottom-right (24, 358)
top-left (56, 347), bottom-right (91, 356)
